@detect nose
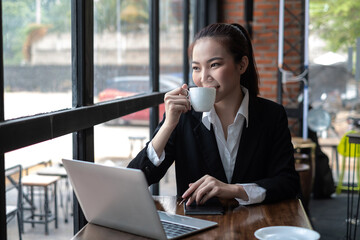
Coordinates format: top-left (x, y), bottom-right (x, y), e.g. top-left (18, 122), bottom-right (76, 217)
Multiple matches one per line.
top-left (200, 69), bottom-right (213, 84)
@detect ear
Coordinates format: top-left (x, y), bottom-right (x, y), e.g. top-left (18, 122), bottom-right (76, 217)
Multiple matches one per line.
top-left (238, 56), bottom-right (249, 74)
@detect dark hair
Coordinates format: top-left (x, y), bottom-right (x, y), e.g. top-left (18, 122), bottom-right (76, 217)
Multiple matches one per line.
top-left (188, 23), bottom-right (259, 96)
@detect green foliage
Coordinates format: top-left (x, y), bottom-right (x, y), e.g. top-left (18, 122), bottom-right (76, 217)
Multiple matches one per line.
top-left (41, 0), bottom-right (71, 33)
top-left (3, 0), bottom-right (71, 65)
top-left (310, 0), bottom-right (360, 52)
top-left (2, 0), bottom-right (149, 65)
top-left (3, 0), bottom-right (35, 64)
top-left (94, 0), bottom-right (149, 33)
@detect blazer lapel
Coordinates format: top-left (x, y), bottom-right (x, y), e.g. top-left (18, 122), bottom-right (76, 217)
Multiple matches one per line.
top-left (231, 97), bottom-right (264, 184)
top-left (192, 111), bottom-right (228, 183)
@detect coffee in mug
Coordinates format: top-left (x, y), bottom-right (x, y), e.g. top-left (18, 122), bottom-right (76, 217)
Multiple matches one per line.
top-left (188, 87), bottom-right (216, 112)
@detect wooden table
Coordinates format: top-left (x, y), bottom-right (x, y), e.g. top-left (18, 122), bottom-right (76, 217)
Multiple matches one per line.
top-left (71, 196), bottom-right (313, 240)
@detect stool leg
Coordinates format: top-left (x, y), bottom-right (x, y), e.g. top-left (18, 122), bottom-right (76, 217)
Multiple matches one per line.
top-left (357, 157), bottom-right (360, 191)
top-left (336, 149), bottom-right (340, 181)
top-left (30, 186), bottom-right (35, 228)
top-left (55, 182), bottom-right (58, 228)
top-left (20, 187), bottom-right (24, 233)
top-left (336, 155), bottom-right (346, 194)
top-left (45, 186), bottom-right (49, 235)
top-left (59, 179), bottom-right (64, 208)
top-left (39, 188), bottom-right (43, 220)
top-left (65, 178), bottom-right (69, 223)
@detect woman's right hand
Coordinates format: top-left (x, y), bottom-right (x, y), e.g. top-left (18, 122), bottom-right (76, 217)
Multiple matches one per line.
top-left (163, 84), bottom-right (191, 129)
top-left (150, 84), bottom-right (190, 158)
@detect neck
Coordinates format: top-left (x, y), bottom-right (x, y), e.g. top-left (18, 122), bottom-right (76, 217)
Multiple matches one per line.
top-left (215, 87), bottom-right (243, 120)
top-left (214, 87), bottom-right (244, 139)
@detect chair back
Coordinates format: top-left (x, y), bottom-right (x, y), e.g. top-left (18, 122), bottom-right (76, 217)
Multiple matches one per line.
top-left (337, 130), bottom-right (360, 157)
top-left (5, 165), bottom-right (23, 210)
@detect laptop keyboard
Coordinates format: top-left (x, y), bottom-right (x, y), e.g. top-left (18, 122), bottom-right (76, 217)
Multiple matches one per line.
top-left (161, 220), bottom-right (198, 238)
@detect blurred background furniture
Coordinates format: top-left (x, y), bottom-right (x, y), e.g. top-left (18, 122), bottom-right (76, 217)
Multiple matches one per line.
top-left (336, 131), bottom-right (360, 194)
top-left (342, 133), bottom-right (360, 240)
top-left (128, 136), bottom-right (146, 158)
top-left (37, 164), bottom-right (71, 223)
top-left (294, 152), bottom-right (311, 212)
top-left (5, 164), bottom-right (23, 240)
top-left (318, 137), bottom-right (340, 181)
top-left (21, 174), bottom-right (60, 235)
top-left (293, 137), bottom-right (316, 208)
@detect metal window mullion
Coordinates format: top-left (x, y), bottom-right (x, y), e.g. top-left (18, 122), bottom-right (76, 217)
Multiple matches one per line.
top-left (71, 0), bottom-right (94, 233)
top-left (194, 0), bottom-right (218, 34)
top-left (149, 0), bottom-right (160, 196)
top-left (183, 0), bottom-right (190, 85)
top-left (0, 0), bottom-right (6, 238)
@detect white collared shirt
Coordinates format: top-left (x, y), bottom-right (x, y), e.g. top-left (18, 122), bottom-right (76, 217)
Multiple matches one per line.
top-left (147, 86), bottom-right (266, 205)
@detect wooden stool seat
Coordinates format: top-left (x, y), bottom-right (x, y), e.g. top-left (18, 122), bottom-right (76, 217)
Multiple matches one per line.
top-left (22, 175), bottom-right (60, 187)
top-left (22, 174), bottom-right (60, 235)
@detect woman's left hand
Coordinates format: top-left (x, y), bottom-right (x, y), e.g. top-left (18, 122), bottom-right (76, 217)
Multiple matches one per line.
top-left (181, 175), bottom-right (248, 206)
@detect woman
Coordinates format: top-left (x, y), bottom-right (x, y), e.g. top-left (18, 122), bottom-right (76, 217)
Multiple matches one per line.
top-left (128, 23), bottom-right (299, 206)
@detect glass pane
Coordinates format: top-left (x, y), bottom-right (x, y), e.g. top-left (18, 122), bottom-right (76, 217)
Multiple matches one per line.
top-left (158, 0), bottom-right (187, 196)
top-left (94, 123), bottom-right (149, 166)
top-left (309, 1), bottom-right (359, 185)
top-left (93, 0), bottom-right (151, 192)
top-left (3, 0), bottom-right (72, 120)
top-left (5, 134), bottom-right (72, 238)
top-left (94, 0), bottom-right (150, 101)
top-left (94, 0), bottom-right (153, 124)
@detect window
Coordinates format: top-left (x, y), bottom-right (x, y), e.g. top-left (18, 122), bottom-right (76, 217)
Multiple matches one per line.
top-left (3, 0), bottom-right (72, 120)
top-left (1, 0), bottom-right (206, 238)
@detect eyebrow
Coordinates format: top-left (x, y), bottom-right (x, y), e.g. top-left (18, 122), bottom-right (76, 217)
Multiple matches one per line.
top-left (191, 57), bottom-right (224, 64)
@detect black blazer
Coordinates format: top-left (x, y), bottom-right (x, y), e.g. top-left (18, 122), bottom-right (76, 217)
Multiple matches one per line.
top-left (128, 96), bottom-right (300, 203)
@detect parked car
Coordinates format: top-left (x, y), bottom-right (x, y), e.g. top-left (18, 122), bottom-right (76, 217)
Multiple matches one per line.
top-left (98, 74), bottom-right (182, 125)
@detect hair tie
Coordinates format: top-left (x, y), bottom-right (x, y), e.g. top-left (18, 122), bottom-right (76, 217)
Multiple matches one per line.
top-left (230, 23), bottom-right (248, 41)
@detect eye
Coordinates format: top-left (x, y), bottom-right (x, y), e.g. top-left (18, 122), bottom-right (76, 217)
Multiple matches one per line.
top-left (192, 66), bottom-right (200, 71)
top-left (211, 62), bottom-right (220, 68)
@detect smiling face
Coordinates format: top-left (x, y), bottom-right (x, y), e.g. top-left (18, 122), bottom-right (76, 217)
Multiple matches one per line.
top-left (191, 37), bottom-right (247, 106)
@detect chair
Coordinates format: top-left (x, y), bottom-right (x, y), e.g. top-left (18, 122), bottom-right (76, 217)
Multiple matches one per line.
top-left (5, 164), bottom-right (23, 240)
top-left (336, 131), bottom-right (360, 194)
top-left (294, 153), bottom-right (312, 211)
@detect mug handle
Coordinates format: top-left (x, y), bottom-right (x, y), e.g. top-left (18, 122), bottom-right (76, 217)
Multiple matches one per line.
top-left (184, 88), bottom-right (190, 99)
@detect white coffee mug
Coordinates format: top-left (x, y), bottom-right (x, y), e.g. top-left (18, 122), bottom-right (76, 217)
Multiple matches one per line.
top-left (188, 87), bottom-right (216, 112)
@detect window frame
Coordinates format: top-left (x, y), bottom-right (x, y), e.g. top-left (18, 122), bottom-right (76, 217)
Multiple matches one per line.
top-left (0, 0), bottom-right (217, 237)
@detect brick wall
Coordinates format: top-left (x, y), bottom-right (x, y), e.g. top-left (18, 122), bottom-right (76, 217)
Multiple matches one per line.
top-left (219, 0), bottom-right (304, 135)
top-left (218, 0), bottom-right (303, 103)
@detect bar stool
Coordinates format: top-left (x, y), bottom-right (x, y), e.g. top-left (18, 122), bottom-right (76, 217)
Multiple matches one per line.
top-left (336, 131), bottom-right (360, 194)
top-left (37, 165), bottom-right (71, 223)
top-left (22, 174), bottom-right (60, 235)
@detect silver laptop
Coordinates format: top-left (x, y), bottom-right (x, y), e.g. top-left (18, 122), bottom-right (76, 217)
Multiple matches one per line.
top-left (62, 159), bottom-right (217, 240)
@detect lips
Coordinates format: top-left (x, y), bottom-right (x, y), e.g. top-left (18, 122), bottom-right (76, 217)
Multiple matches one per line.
top-left (205, 86), bottom-right (219, 89)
